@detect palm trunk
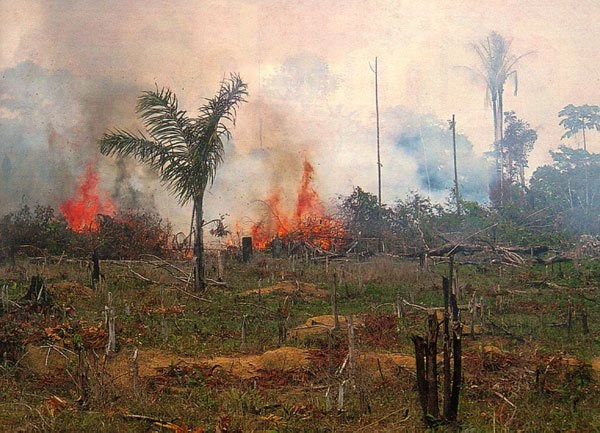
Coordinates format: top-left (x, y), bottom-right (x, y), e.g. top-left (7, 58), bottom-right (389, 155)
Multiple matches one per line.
top-left (491, 93), bottom-right (503, 205)
top-left (498, 86), bottom-right (505, 204)
top-left (193, 192), bottom-right (206, 292)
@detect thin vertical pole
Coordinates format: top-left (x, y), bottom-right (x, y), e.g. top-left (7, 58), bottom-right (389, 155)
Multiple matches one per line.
top-left (451, 115), bottom-right (460, 216)
top-left (375, 57), bottom-right (382, 210)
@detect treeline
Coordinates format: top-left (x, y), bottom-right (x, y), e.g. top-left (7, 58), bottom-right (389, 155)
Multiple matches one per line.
top-left (0, 205), bottom-right (174, 262)
top-left (338, 145), bottom-right (599, 254)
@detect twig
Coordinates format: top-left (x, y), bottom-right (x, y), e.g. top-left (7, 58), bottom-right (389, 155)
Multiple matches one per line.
top-left (356, 408), bottom-right (410, 431)
top-left (206, 278), bottom-right (228, 287)
top-left (402, 299), bottom-right (430, 312)
top-left (122, 413), bottom-right (173, 424)
top-left (492, 390), bottom-right (516, 408)
top-left (486, 319), bottom-right (525, 342)
top-left (128, 266), bottom-right (157, 283)
top-left (163, 286), bottom-right (212, 303)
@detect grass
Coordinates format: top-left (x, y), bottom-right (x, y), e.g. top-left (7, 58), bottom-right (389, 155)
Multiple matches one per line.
top-left (0, 253), bottom-right (598, 432)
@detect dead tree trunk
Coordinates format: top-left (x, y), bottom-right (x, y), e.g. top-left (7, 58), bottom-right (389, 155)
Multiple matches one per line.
top-left (425, 312), bottom-right (440, 420)
top-left (411, 277), bottom-right (463, 427)
top-left (76, 346), bottom-right (89, 406)
top-left (332, 272), bottom-right (339, 329)
top-left (105, 292), bottom-right (116, 355)
top-left (411, 335), bottom-right (430, 422)
top-left (448, 292), bottom-right (462, 422)
top-left (24, 275), bottom-right (52, 307)
top-left (91, 248), bottom-right (100, 288)
top-left (242, 237), bottom-right (253, 263)
top-left (442, 277), bottom-right (452, 418)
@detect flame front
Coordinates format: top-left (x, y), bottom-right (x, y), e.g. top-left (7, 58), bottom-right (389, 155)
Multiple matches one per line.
top-left (60, 162), bottom-right (116, 232)
top-left (250, 160), bottom-right (344, 250)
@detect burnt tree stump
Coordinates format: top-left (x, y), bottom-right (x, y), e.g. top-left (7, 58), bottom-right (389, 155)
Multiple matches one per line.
top-left (411, 276), bottom-right (462, 427)
top-left (91, 248), bottom-right (101, 287)
top-left (242, 237), bottom-right (253, 262)
top-left (23, 275), bottom-right (52, 307)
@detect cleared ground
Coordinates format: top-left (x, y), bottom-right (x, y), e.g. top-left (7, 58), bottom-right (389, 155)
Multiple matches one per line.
top-left (0, 254), bottom-right (598, 432)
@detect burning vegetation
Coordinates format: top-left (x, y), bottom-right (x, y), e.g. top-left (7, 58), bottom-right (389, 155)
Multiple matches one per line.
top-left (59, 162), bottom-right (115, 233)
top-left (249, 160), bottom-right (345, 251)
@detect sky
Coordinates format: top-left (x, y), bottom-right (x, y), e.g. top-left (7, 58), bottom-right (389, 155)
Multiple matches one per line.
top-left (1, 0), bottom-right (600, 232)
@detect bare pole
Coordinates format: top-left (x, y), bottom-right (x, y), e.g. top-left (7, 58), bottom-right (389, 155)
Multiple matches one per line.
top-left (371, 57), bottom-right (383, 252)
top-left (375, 57), bottom-right (382, 210)
top-left (450, 114), bottom-right (460, 216)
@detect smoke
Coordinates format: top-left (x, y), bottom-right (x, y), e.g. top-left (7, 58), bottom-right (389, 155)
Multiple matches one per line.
top-left (389, 109), bottom-right (493, 203)
top-left (0, 61), bottom-right (157, 213)
top-left (0, 54), bottom-right (492, 239)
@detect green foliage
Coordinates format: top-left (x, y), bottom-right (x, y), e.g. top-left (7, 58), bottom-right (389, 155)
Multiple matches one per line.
top-left (503, 111), bottom-right (537, 186)
top-left (335, 183), bottom-right (576, 252)
top-left (0, 205), bottom-right (176, 260)
top-left (558, 104), bottom-right (600, 149)
top-left (529, 146), bottom-right (600, 234)
top-left (99, 75), bottom-right (247, 205)
top-left (337, 186), bottom-right (391, 239)
top-left (0, 204), bottom-right (70, 258)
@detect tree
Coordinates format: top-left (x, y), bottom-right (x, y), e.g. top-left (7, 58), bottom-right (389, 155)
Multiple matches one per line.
top-left (503, 111), bottom-right (537, 187)
top-left (99, 74), bottom-right (247, 292)
top-left (529, 146), bottom-right (600, 234)
top-left (558, 104), bottom-right (600, 151)
top-left (472, 32), bottom-right (529, 202)
top-left (338, 186), bottom-right (386, 238)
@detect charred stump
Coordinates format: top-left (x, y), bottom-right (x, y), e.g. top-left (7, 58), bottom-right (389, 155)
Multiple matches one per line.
top-left (271, 235), bottom-right (283, 259)
top-left (242, 237), bottom-right (253, 262)
top-left (411, 276), bottom-right (462, 427)
top-left (448, 289), bottom-right (462, 422)
top-left (23, 275), bottom-right (52, 307)
top-left (91, 248), bottom-right (101, 288)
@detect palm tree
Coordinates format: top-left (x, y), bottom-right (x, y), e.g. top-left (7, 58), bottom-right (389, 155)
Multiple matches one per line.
top-left (558, 104), bottom-right (600, 152)
top-left (472, 32), bottom-right (529, 202)
top-left (99, 74), bottom-right (247, 292)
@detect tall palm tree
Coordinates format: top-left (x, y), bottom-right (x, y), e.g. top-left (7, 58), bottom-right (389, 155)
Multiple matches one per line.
top-left (99, 74), bottom-right (247, 292)
top-left (472, 32), bottom-right (528, 203)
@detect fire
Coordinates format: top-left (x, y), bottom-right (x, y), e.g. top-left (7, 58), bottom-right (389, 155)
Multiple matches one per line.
top-left (60, 162), bottom-right (116, 232)
top-left (249, 160), bottom-right (345, 250)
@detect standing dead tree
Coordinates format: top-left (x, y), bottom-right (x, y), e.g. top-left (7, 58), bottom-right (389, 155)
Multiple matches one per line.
top-left (411, 276), bottom-right (462, 426)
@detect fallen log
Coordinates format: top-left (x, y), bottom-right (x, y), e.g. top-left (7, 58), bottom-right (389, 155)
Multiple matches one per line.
top-left (535, 255), bottom-right (573, 265)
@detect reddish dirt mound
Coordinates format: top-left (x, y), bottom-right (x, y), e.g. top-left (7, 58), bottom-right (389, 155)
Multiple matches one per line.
top-left (113, 346), bottom-right (313, 381)
top-left (592, 357), bottom-right (600, 380)
top-left (359, 352), bottom-right (416, 376)
top-left (239, 281), bottom-right (328, 299)
top-left (205, 347), bottom-right (312, 379)
top-left (47, 282), bottom-right (93, 304)
top-left (289, 315), bottom-right (364, 339)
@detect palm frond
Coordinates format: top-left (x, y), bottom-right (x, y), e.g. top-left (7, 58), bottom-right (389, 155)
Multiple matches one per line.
top-left (196, 73), bottom-right (248, 128)
top-left (99, 129), bottom-right (171, 169)
top-left (190, 73), bottom-right (248, 185)
top-left (137, 88), bottom-right (192, 149)
top-left (98, 74), bottom-right (247, 206)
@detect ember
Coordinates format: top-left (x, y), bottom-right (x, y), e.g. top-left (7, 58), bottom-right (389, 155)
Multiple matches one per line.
top-left (250, 160), bottom-right (344, 250)
top-left (60, 162), bottom-right (115, 232)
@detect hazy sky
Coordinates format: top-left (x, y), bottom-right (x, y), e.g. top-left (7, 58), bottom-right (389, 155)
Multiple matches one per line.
top-left (2, 0), bottom-right (600, 230)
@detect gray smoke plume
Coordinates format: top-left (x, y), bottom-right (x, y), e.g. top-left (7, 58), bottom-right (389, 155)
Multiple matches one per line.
top-left (0, 61), bottom-right (156, 213)
top-left (389, 109), bottom-right (493, 203)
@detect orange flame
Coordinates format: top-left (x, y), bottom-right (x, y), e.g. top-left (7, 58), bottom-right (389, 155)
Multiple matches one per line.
top-left (249, 160), bottom-right (345, 250)
top-left (60, 162), bottom-right (116, 232)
